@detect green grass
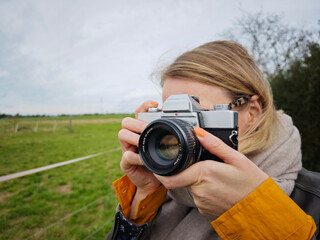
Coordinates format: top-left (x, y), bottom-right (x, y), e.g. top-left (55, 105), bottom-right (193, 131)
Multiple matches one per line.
top-left (0, 122), bottom-right (122, 176)
top-left (0, 117), bottom-right (127, 239)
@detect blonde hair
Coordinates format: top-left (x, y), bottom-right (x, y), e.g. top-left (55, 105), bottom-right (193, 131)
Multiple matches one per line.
top-left (161, 41), bottom-right (278, 155)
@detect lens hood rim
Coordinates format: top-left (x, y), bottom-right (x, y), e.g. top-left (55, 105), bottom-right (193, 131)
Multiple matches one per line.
top-left (138, 118), bottom-right (199, 176)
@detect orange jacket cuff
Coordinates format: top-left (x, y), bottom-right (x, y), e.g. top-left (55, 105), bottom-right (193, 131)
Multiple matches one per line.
top-left (113, 175), bottom-right (167, 225)
top-left (211, 177), bottom-right (316, 240)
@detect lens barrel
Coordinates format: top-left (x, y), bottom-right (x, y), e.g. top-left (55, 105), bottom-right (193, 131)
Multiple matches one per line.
top-left (138, 119), bottom-right (200, 176)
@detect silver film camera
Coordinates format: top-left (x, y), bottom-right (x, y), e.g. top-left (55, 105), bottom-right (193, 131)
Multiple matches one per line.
top-left (138, 94), bottom-right (238, 176)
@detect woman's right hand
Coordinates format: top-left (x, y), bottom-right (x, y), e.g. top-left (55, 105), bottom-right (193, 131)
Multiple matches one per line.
top-left (118, 101), bottom-right (161, 217)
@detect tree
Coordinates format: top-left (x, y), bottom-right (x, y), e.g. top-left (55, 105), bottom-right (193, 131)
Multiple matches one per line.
top-left (223, 11), bottom-right (320, 171)
top-left (270, 43), bottom-right (320, 171)
top-left (223, 11), bottom-right (318, 77)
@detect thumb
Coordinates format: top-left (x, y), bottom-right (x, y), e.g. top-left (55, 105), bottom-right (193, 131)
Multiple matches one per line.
top-left (194, 127), bottom-right (245, 166)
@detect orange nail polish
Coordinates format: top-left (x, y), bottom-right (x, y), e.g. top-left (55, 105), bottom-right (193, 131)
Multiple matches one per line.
top-left (194, 127), bottom-right (207, 137)
top-left (150, 101), bottom-right (158, 107)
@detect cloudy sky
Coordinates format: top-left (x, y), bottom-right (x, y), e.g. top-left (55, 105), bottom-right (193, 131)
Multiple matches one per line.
top-left (0, 0), bottom-right (319, 115)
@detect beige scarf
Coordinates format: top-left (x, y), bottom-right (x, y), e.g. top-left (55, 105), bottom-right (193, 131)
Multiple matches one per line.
top-left (149, 113), bottom-right (302, 240)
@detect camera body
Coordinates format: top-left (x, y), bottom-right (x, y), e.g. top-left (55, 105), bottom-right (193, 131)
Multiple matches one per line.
top-left (138, 94), bottom-right (238, 176)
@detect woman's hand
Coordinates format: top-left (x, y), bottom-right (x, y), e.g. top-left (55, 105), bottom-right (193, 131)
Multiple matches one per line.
top-left (155, 127), bottom-right (269, 218)
top-left (118, 101), bottom-right (161, 218)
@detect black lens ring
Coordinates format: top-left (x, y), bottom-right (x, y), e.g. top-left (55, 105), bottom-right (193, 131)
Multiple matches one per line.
top-left (139, 118), bottom-right (199, 176)
top-left (140, 120), bottom-right (187, 173)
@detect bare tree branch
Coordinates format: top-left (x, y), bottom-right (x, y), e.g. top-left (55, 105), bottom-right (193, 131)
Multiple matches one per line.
top-left (221, 11), bottom-right (319, 77)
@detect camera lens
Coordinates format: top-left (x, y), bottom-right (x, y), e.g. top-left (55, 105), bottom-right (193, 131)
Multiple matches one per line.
top-left (156, 134), bottom-right (179, 161)
top-left (138, 119), bottom-right (201, 176)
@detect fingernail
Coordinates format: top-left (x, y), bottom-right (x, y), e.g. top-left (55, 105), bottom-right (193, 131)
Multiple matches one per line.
top-left (194, 127), bottom-right (207, 137)
top-left (150, 101), bottom-right (158, 107)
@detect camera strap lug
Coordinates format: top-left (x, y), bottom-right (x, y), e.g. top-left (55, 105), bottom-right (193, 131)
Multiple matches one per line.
top-left (229, 130), bottom-right (238, 147)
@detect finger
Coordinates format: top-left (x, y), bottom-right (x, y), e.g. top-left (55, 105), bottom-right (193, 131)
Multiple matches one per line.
top-left (120, 151), bottom-right (144, 172)
top-left (194, 127), bottom-right (245, 165)
top-left (118, 129), bottom-right (140, 148)
top-left (154, 162), bottom-right (204, 189)
top-left (135, 101), bottom-right (159, 118)
top-left (121, 117), bottom-right (148, 133)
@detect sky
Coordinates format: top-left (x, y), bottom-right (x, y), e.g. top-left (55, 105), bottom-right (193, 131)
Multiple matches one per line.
top-left (0, 0), bottom-right (319, 115)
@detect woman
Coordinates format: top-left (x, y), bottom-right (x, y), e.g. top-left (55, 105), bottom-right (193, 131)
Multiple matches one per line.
top-left (107, 41), bottom-right (316, 239)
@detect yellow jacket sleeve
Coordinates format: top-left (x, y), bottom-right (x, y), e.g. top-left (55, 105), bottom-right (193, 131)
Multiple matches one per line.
top-left (211, 177), bottom-right (316, 240)
top-left (113, 175), bottom-right (167, 225)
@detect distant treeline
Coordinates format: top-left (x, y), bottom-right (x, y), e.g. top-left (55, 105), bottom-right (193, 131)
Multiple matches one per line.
top-left (0, 113), bottom-right (47, 119)
top-left (0, 113), bottom-right (133, 119)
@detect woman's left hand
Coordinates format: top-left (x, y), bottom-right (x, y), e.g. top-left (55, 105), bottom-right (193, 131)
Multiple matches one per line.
top-left (154, 127), bottom-right (269, 218)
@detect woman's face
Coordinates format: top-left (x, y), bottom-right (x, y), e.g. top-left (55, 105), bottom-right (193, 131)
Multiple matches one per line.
top-left (162, 77), bottom-right (250, 136)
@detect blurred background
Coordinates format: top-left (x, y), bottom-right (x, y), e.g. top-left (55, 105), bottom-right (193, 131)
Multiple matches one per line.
top-left (0, 0), bottom-right (319, 239)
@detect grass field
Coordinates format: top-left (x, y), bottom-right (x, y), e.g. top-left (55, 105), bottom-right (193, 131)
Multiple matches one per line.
top-left (0, 115), bottom-right (132, 239)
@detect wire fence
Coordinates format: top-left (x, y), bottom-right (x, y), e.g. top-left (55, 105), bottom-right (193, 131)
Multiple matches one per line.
top-left (25, 198), bottom-right (101, 240)
top-left (0, 118), bottom-right (122, 134)
top-left (0, 148), bottom-right (122, 240)
top-left (24, 195), bottom-right (115, 240)
top-left (82, 219), bottom-right (114, 240)
top-left (0, 118), bottom-right (124, 239)
top-left (0, 148), bottom-right (121, 183)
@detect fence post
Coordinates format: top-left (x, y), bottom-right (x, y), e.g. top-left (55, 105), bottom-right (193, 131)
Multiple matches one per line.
top-left (13, 114), bottom-right (20, 133)
top-left (34, 121), bottom-right (38, 132)
top-left (14, 123), bottom-right (19, 133)
top-left (67, 119), bottom-right (73, 133)
top-left (53, 121), bottom-right (57, 132)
